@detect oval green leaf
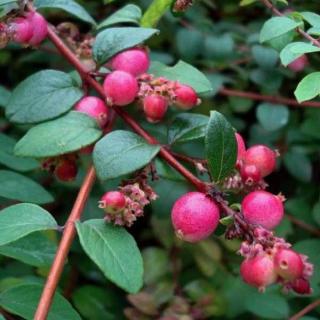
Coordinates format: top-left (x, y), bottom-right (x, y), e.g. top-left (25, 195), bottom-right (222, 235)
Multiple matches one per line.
top-left (256, 103), bottom-right (289, 131)
top-left (93, 27), bottom-right (158, 65)
top-left (205, 111), bottom-right (237, 182)
top-left (168, 113), bottom-right (209, 145)
top-left (0, 284), bottom-right (81, 320)
top-left (98, 4), bottom-right (142, 29)
top-left (0, 133), bottom-right (38, 171)
top-left (0, 203), bottom-right (58, 246)
top-left (0, 232), bottom-right (57, 267)
top-left (34, 0), bottom-right (96, 26)
top-left (280, 42), bottom-right (320, 66)
top-left (294, 72), bottom-right (320, 103)
top-left (93, 130), bottom-right (160, 180)
top-left (14, 111), bottom-right (102, 158)
top-left (0, 170), bottom-right (53, 204)
top-left (260, 17), bottom-right (301, 43)
top-left (76, 219), bottom-right (143, 293)
top-left (6, 70), bottom-right (83, 124)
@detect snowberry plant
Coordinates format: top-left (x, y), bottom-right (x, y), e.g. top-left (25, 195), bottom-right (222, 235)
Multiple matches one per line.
top-left (0, 0), bottom-right (319, 319)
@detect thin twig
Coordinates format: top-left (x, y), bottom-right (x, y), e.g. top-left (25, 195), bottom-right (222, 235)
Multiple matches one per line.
top-left (219, 88), bottom-right (320, 108)
top-left (289, 299), bottom-right (320, 320)
top-left (286, 214), bottom-right (320, 237)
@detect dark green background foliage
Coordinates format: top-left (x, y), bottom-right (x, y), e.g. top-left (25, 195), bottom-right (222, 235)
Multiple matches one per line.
top-left (0, 0), bottom-right (320, 319)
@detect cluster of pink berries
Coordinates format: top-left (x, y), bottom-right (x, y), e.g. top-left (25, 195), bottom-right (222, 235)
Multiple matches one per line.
top-left (41, 155), bottom-right (78, 182)
top-left (0, 11), bottom-right (48, 47)
top-left (102, 47), bottom-right (200, 122)
top-left (99, 173), bottom-right (157, 226)
top-left (170, 133), bottom-right (313, 294)
top-left (240, 228), bottom-right (313, 294)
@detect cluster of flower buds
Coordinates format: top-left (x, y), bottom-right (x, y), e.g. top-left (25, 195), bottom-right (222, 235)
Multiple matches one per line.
top-left (101, 46), bottom-right (200, 123)
top-left (41, 154), bottom-right (78, 182)
top-left (239, 227), bottom-right (313, 294)
top-left (0, 10), bottom-right (48, 48)
top-left (99, 171), bottom-right (158, 227)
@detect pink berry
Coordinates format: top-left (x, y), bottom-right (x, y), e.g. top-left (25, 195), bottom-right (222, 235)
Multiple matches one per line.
top-left (242, 190), bottom-right (284, 229)
top-left (274, 249), bottom-right (304, 281)
top-left (110, 48), bottom-right (150, 76)
top-left (143, 94), bottom-right (168, 123)
top-left (291, 278), bottom-right (312, 295)
top-left (25, 12), bottom-right (48, 46)
top-left (171, 192), bottom-right (220, 243)
top-left (244, 145), bottom-right (277, 178)
top-left (54, 159), bottom-right (77, 182)
top-left (174, 84), bottom-right (199, 110)
top-left (240, 164), bottom-right (261, 184)
top-left (288, 55), bottom-right (308, 72)
top-left (75, 96), bottom-right (109, 128)
top-left (103, 71), bottom-right (138, 106)
top-left (100, 191), bottom-right (126, 214)
top-left (240, 255), bottom-right (277, 290)
top-left (10, 17), bottom-right (33, 43)
top-left (235, 132), bottom-right (246, 167)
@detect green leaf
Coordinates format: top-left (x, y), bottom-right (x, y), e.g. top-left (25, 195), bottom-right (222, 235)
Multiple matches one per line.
top-left (280, 42), bottom-right (320, 66)
top-left (98, 4), bottom-right (141, 29)
top-left (168, 113), bottom-right (209, 145)
top-left (140, 0), bottom-right (172, 27)
top-left (260, 17), bottom-right (301, 43)
top-left (72, 286), bottom-right (119, 320)
top-left (93, 130), bottom-right (160, 180)
top-left (0, 0), bottom-right (17, 6)
top-left (256, 103), bottom-right (289, 131)
top-left (34, 0), bottom-right (96, 26)
top-left (0, 85), bottom-right (10, 108)
top-left (312, 201), bottom-right (320, 227)
top-left (252, 45), bottom-right (278, 69)
top-left (0, 284), bottom-right (81, 319)
top-left (0, 232), bottom-right (57, 267)
top-left (6, 70), bottom-right (83, 124)
top-left (205, 111), bottom-right (237, 182)
top-left (244, 292), bottom-right (289, 319)
top-left (149, 61), bottom-right (212, 94)
top-left (14, 111), bottom-right (102, 158)
top-left (239, 0), bottom-right (257, 6)
top-left (0, 170), bottom-right (53, 204)
top-left (0, 203), bottom-right (57, 246)
top-left (284, 151), bottom-right (312, 182)
top-left (76, 219), bottom-right (143, 293)
top-left (301, 12), bottom-right (320, 28)
top-left (93, 27), bottom-right (158, 65)
top-left (294, 72), bottom-right (320, 103)
top-left (0, 133), bottom-right (38, 171)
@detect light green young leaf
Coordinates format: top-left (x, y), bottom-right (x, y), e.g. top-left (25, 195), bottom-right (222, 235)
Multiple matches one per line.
top-left (294, 72), bottom-right (320, 102)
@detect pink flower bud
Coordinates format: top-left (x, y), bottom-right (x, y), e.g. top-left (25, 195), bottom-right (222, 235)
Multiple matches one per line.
top-left (25, 12), bottom-right (48, 46)
top-left (143, 94), bottom-right (168, 123)
top-left (99, 191), bottom-right (126, 214)
top-left (10, 17), bottom-right (33, 44)
top-left (174, 84), bottom-right (199, 110)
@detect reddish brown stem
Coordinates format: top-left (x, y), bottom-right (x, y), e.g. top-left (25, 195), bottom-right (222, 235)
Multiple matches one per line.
top-left (219, 88), bottom-right (320, 108)
top-left (34, 166), bottom-right (96, 320)
top-left (289, 299), bottom-right (320, 320)
top-left (286, 214), bottom-right (320, 237)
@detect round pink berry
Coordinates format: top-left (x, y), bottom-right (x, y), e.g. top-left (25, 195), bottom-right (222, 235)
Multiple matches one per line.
top-left (100, 191), bottom-right (126, 214)
top-left (240, 164), bottom-right (261, 184)
top-left (174, 84), bottom-right (199, 110)
top-left (103, 70), bottom-right (138, 106)
top-left (244, 145), bottom-right (277, 178)
top-left (240, 255), bottom-right (277, 290)
top-left (75, 96), bottom-right (109, 128)
top-left (274, 249), bottom-right (304, 281)
top-left (171, 192), bottom-right (220, 243)
top-left (143, 94), bottom-right (168, 123)
top-left (10, 17), bottom-right (33, 43)
top-left (110, 48), bottom-right (150, 76)
top-left (25, 12), bottom-right (48, 46)
top-left (242, 190), bottom-right (284, 229)
top-left (288, 55), bottom-right (308, 72)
